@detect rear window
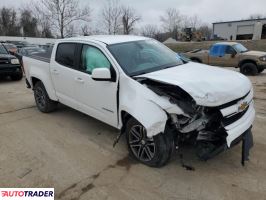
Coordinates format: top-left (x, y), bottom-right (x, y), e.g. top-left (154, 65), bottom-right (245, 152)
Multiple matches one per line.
top-left (55, 43), bottom-right (76, 67)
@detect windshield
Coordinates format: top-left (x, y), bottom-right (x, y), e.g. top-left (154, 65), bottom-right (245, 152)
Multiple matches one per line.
top-left (0, 44), bottom-right (8, 54)
top-left (233, 44), bottom-right (248, 53)
top-left (108, 40), bottom-right (183, 76)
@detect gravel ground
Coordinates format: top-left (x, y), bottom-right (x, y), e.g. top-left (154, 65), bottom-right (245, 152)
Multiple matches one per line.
top-left (0, 68), bottom-right (266, 200)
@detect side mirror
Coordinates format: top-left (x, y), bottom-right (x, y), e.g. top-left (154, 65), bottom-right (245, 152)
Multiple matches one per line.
top-left (91, 68), bottom-right (111, 81)
top-left (231, 52), bottom-right (237, 58)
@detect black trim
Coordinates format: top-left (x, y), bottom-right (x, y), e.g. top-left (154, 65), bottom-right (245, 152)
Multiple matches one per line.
top-left (26, 78), bottom-right (31, 88)
top-left (218, 91), bottom-right (250, 109)
top-left (92, 77), bottom-right (112, 81)
top-left (222, 106), bottom-right (249, 126)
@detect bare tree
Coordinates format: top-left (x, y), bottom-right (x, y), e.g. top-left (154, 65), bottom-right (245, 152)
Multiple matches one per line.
top-left (35, 0), bottom-right (91, 38)
top-left (28, 3), bottom-right (53, 38)
top-left (140, 24), bottom-right (160, 39)
top-left (101, 0), bottom-right (122, 35)
top-left (197, 24), bottom-right (212, 40)
top-left (160, 8), bottom-right (183, 33)
top-left (183, 15), bottom-right (200, 29)
top-left (81, 25), bottom-right (90, 36)
top-left (121, 6), bottom-right (140, 34)
top-left (65, 24), bottom-right (76, 37)
top-left (0, 7), bottom-right (21, 36)
top-left (20, 9), bottom-right (39, 37)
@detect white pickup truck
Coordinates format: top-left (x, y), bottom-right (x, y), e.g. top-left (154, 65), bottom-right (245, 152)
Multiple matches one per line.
top-left (24, 35), bottom-right (255, 167)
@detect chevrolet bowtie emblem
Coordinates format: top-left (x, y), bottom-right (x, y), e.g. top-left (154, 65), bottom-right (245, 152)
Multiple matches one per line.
top-left (238, 101), bottom-right (248, 112)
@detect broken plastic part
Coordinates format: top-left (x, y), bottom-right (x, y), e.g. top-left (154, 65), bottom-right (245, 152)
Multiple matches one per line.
top-left (241, 128), bottom-right (253, 166)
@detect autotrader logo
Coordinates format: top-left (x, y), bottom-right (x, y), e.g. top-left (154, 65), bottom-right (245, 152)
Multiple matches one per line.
top-left (0, 188), bottom-right (54, 200)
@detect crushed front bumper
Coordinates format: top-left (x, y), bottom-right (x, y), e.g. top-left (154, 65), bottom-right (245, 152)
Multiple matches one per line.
top-left (219, 91), bottom-right (255, 164)
top-left (225, 101), bottom-right (255, 147)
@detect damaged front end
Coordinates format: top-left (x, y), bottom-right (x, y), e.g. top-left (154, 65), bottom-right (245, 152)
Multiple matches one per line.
top-left (140, 78), bottom-right (254, 164)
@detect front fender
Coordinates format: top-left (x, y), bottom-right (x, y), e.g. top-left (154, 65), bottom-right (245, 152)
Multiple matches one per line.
top-left (118, 76), bottom-right (184, 137)
top-left (120, 100), bottom-right (168, 137)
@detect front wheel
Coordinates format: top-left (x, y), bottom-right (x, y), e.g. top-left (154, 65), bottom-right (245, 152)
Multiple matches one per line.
top-left (125, 118), bottom-right (173, 167)
top-left (33, 81), bottom-right (58, 113)
top-left (258, 68), bottom-right (264, 73)
top-left (240, 63), bottom-right (258, 76)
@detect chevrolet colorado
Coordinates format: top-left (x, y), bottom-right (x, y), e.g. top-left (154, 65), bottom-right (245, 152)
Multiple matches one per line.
top-left (23, 36), bottom-right (255, 167)
top-left (184, 42), bottom-right (266, 76)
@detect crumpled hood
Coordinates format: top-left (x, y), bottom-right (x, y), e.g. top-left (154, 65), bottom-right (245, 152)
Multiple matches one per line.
top-left (242, 50), bottom-right (266, 57)
top-left (137, 63), bottom-right (252, 107)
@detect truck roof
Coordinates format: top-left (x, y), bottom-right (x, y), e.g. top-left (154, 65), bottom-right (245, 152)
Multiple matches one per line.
top-left (214, 42), bottom-right (239, 46)
top-left (61, 35), bottom-right (149, 45)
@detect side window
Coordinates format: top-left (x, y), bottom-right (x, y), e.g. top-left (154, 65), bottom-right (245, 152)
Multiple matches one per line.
top-left (80, 45), bottom-right (111, 74)
top-left (55, 43), bottom-right (76, 67)
top-left (210, 45), bottom-right (226, 57)
top-left (225, 46), bottom-right (236, 54)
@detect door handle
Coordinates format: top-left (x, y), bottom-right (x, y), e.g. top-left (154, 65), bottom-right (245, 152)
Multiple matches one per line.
top-left (75, 77), bottom-right (84, 83)
top-left (52, 69), bottom-right (59, 75)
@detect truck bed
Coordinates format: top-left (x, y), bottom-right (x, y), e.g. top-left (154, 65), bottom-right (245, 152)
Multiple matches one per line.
top-left (26, 49), bottom-right (52, 63)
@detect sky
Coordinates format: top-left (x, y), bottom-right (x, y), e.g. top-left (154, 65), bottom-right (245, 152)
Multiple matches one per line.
top-left (1, 0), bottom-right (266, 28)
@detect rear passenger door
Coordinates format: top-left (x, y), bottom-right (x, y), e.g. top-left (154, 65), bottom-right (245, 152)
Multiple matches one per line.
top-left (50, 43), bottom-right (79, 109)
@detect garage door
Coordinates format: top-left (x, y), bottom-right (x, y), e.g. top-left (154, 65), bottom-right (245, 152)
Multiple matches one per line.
top-left (237, 25), bottom-right (254, 34)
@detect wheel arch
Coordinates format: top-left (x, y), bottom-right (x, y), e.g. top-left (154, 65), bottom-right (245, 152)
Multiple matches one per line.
top-left (31, 76), bottom-right (41, 87)
top-left (119, 101), bottom-right (168, 138)
top-left (30, 75), bottom-right (58, 101)
top-left (239, 59), bottom-right (257, 68)
top-left (190, 57), bottom-right (202, 63)
top-left (120, 111), bottom-right (133, 133)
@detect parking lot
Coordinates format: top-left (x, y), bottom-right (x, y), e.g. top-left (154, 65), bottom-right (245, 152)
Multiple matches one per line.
top-left (0, 68), bottom-right (266, 200)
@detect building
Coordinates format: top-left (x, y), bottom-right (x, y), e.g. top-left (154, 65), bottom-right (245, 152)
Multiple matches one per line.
top-left (213, 18), bottom-right (266, 40)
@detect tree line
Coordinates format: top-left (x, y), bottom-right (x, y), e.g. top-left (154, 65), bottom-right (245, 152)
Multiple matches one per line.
top-left (0, 0), bottom-right (213, 41)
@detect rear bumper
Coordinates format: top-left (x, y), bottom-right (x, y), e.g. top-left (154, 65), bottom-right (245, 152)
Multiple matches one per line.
top-left (0, 64), bottom-right (22, 76)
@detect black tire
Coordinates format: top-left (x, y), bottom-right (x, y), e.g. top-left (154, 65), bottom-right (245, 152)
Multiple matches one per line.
top-left (10, 73), bottom-right (23, 81)
top-left (33, 81), bottom-right (57, 113)
top-left (258, 68), bottom-right (264, 73)
top-left (240, 63), bottom-right (258, 76)
top-left (125, 118), bottom-right (173, 167)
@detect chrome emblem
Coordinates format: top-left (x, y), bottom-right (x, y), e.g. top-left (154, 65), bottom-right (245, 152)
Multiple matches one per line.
top-left (238, 101), bottom-right (248, 112)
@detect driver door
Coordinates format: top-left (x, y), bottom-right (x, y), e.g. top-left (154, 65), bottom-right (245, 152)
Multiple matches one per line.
top-left (73, 44), bottom-right (119, 127)
top-left (222, 45), bottom-right (239, 67)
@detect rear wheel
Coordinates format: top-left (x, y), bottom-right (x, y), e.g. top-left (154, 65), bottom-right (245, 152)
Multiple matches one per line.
top-left (33, 81), bottom-right (57, 113)
top-left (240, 63), bottom-right (258, 76)
top-left (125, 118), bottom-right (173, 167)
